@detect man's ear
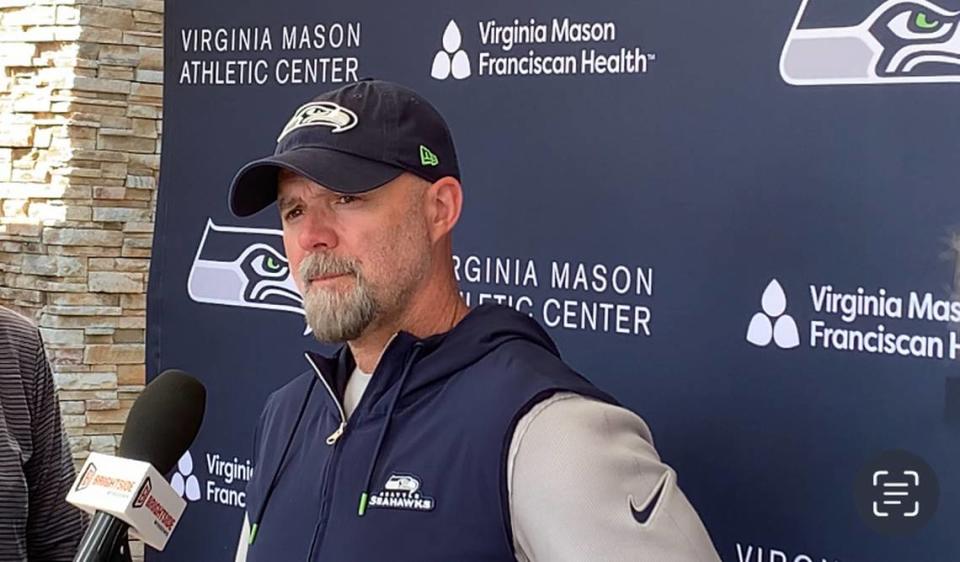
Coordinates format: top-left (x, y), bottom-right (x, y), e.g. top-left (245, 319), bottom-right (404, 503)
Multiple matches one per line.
top-left (424, 176), bottom-right (463, 243)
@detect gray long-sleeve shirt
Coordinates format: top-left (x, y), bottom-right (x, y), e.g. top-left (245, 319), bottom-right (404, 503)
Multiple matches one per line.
top-left (0, 306), bottom-right (86, 560)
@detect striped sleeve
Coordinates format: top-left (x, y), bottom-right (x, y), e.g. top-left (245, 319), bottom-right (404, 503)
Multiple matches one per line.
top-left (0, 307), bottom-right (86, 560)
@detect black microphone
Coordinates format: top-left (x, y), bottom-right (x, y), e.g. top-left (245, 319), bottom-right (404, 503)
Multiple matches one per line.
top-left (72, 369), bottom-right (206, 562)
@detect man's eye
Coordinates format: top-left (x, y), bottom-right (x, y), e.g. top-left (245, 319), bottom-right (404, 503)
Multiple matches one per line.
top-left (283, 207), bottom-right (303, 221)
top-left (335, 195), bottom-right (358, 205)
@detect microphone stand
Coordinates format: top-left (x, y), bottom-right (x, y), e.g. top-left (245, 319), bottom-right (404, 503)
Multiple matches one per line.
top-left (74, 512), bottom-right (134, 562)
top-left (109, 538), bottom-right (133, 562)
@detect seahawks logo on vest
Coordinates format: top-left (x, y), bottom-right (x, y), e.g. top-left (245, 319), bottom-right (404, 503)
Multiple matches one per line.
top-left (368, 474), bottom-right (436, 512)
top-left (277, 101), bottom-right (359, 141)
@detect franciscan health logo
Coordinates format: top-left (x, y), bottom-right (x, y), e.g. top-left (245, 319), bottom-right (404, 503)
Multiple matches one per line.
top-left (431, 21), bottom-right (471, 80)
top-left (169, 449), bottom-right (254, 510)
top-left (430, 16), bottom-right (656, 79)
top-left (747, 275), bottom-right (960, 361)
top-left (746, 279), bottom-right (801, 349)
top-left (781, 0), bottom-right (960, 85)
top-left (171, 452), bottom-right (201, 502)
top-left (187, 219), bottom-right (306, 327)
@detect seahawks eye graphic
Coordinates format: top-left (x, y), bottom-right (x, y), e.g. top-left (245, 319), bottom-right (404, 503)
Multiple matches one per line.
top-left (886, 10), bottom-right (946, 38)
top-left (238, 246), bottom-right (300, 305)
top-left (781, 0), bottom-right (960, 85)
top-left (870, 2), bottom-right (960, 75)
top-left (187, 219), bottom-right (305, 325)
top-left (251, 254), bottom-right (287, 278)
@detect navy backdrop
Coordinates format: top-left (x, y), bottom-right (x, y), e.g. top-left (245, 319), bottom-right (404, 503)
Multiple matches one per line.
top-left (148, 1), bottom-right (960, 560)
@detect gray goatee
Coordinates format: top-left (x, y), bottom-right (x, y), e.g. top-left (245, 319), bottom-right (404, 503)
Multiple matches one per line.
top-left (299, 252), bottom-right (377, 343)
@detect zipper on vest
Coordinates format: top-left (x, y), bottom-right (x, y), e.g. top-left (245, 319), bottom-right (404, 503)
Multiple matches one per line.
top-left (325, 422), bottom-right (345, 445)
top-left (306, 426), bottom-right (345, 561)
top-left (304, 353), bottom-right (347, 445)
top-left (309, 332), bottom-right (401, 445)
top-left (302, 353), bottom-right (348, 561)
top-left (302, 334), bottom-right (408, 559)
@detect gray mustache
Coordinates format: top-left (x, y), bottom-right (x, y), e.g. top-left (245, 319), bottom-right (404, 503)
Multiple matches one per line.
top-left (299, 253), bottom-right (359, 281)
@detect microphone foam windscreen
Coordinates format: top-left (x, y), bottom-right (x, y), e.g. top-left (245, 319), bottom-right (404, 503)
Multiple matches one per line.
top-left (117, 369), bottom-right (206, 474)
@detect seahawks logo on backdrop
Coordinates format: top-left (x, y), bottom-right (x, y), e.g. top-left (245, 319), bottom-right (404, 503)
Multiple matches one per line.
top-left (781, 0), bottom-right (960, 85)
top-left (277, 101), bottom-right (359, 141)
top-left (187, 219), bottom-right (306, 327)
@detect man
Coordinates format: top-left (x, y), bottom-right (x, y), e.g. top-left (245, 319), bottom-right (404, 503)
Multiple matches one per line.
top-left (230, 79), bottom-right (720, 561)
top-left (0, 305), bottom-right (86, 559)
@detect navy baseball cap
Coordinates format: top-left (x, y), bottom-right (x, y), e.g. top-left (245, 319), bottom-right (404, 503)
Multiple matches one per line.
top-left (229, 79), bottom-right (461, 217)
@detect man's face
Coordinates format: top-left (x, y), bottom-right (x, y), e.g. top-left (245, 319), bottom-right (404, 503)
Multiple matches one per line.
top-left (277, 171), bottom-right (432, 343)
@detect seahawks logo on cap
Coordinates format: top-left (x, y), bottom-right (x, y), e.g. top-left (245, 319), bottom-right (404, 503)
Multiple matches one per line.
top-left (277, 101), bottom-right (359, 141)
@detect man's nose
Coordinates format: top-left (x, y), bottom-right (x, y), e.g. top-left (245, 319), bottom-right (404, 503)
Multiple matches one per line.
top-left (298, 210), bottom-right (339, 252)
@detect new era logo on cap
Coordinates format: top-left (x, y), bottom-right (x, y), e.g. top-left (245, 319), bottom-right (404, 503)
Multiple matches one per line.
top-left (419, 145), bottom-right (439, 167)
top-left (229, 79), bottom-right (461, 217)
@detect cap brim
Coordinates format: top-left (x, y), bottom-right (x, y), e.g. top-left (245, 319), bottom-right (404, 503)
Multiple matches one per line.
top-left (228, 148), bottom-right (404, 217)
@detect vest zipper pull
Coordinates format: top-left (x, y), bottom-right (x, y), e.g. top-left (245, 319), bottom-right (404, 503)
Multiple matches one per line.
top-left (326, 421), bottom-right (346, 445)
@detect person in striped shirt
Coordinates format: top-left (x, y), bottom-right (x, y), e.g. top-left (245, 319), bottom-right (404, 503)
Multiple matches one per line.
top-left (0, 305), bottom-right (86, 560)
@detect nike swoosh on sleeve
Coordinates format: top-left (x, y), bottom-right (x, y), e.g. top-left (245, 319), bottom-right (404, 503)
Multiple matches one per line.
top-left (629, 472), bottom-right (670, 526)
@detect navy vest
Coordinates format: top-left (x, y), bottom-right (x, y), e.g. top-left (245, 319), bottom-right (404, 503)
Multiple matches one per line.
top-left (245, 305), bottom-right (613, 561)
